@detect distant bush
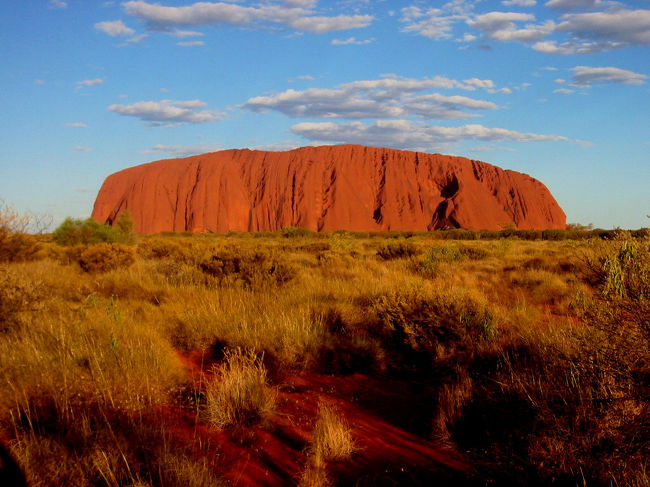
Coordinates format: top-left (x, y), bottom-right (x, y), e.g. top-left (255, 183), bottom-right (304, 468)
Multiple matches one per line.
top-left (76, 243), bottom-right (136, 273)
top-left (114, 210), bottom-right (137, 245)
top-left (412, 244), bottom-right (488, 278)
top-left (137, 237), bottom-right (193, 263)
top-left (199, 248), bottom-right (295, 288)
top-left (281, 226), bottom-right (313, 238)
top-left (376, 239), bottom-right (418, 260)
top-left (53, 211), bottom-right (136, 246)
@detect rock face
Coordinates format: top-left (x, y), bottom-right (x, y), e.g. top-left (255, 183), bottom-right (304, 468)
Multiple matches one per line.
top-left (92, 145), bottom-right (566, 233)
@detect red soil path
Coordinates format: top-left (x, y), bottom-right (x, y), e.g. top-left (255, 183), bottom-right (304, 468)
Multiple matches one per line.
top-left (166, 350), bottom-right (472, 486)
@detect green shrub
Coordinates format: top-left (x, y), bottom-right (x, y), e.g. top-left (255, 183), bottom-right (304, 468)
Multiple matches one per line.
top-left (77, 243), bottom-right (136, 273)
top-left (376, 239), bottom-right (418, 260)
top-left (53, 217), bottom-right (117, 245)
top-left (115, 210), bottom-right (137, 245)
top-left (53, 212), bottom-right (136, 246)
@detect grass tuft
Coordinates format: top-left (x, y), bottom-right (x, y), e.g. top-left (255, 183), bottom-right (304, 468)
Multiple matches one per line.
top-left (203, 347), bottom-right (276, 428)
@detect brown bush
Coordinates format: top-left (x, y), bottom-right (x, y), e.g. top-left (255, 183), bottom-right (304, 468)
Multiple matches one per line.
top-left (199, 249), bottom-right (295, 288)
top-left (137, 237), bottom-right (193, 263)
top-left (0, 267), bottom-right (43, 332)
top-left (376, 239), bottom-right (419, 260)
top-left (77, 243), bottom-right (136, 273)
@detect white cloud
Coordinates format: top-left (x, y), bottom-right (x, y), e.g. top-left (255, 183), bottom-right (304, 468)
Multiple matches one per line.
top-left (95, 20), bottom-right (136, 36)
top-left (65, 122), bottom-right (88, 128)
top-left (177, 40), bottom-right (205, 46)
top-left (35, 79), bottom-right (46, 85)
top-left (48, 0), bottom-right (68, 9)
top-left (400, 2), bottom-right (649, 55)
top-left (126, 33), bottom-right (149, 43)
top-left (108, 99), bottom-right (222, 126)
top-left (467, 12), bottom-right (554, 43)
top-left (290, 120), bottom-right (572, 151)
top-left (400, 7), bottom-right (459, 40)
top-left (458, 33), bottom-right (477, 42)
top-left (532, 39), bottom-right (612, 54)
top-left (570, 66), bottom-right (648, 87)
top-left (399, 1), bottom-right (479, 41)
top-left (554, 88), bottom-right (575, 93)
top-left (171, 29), bottom-right (205, 38)
top-left (249, 140), bottom-right (304, 151)
top-left (533, 9), bottom-right (650, 54)
top-left (405, 93), bottom-right (498, 119)
top-left (123, 1), bottom-right (258, 26)
top-left (502, 0), bottom-right (536, 6)
top-left (554, 78), bottom-right (566, 83)
top-left (243, 76), bottom-right (501, 120)
top-left (296, 75), bottom-right (315, 81)
top-left (142, 143), bottom-right (223, 157)
top-left (468, 145), bottom-right (516, 151)
top-left (545, 0), bottom-right (604, 11)
top-left (556, 9), bottom-right (650, 46)
top-left (122, 0), bottom-right (373, 34)
top-left (287, 15), bottom-right (373, 33)
top-left (76, 78), bottom-right (105, 89)
top-left (331, 36), bottom-right (375, 45)
top-left (74, 146), bottom-right (94, 152)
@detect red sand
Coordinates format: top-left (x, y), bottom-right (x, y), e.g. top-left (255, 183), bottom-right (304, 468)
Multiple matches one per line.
top-left (163, 351), bottom-right (471, 486)
top-left (92, 145), bottom-right (566, 233)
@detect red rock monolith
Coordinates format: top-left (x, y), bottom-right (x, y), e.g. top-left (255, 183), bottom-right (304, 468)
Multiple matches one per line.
top-left (92, 145), bottom-right (566, 233)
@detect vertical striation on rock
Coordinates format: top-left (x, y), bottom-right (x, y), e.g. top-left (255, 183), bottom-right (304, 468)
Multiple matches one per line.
top-left (92, 145), bottom-right (566, 233)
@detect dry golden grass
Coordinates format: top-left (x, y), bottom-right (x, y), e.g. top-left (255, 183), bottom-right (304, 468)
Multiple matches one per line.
top-left (0, 228), bottom-right (647, 485)
top-left (299, 402), bottom-right (355, 487)
top-left (309, 402), bottom-right (355, 461)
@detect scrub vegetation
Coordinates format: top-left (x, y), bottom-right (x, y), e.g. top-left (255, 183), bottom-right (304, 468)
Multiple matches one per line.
top-left (0, 207), bottom-right (648, 486)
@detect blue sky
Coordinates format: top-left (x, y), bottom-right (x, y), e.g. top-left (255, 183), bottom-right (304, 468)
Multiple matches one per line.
top-left (1, 0), bottom-right (648, 229)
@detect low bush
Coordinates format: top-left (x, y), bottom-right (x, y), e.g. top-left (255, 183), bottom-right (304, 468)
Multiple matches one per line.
top-left (137, 237), bottom-right (193, 263)
top-left (0, 232), bottom-right (41, 263)
top-left (361, 287), bottom-right (498, 373)
top-left (77, 243), bottom-right (136, 273)
top-left (281, 226), bottom-right (313, 238)
top-left (412, 244), bottom-right (488, 278)
top-left (376, 239), bottom-right (418, 260)
top-left (199, 249), bottom-right (295, 288)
